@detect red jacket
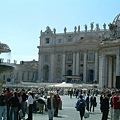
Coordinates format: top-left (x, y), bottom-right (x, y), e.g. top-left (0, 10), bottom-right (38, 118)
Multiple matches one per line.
top-left (112, 96), bottom-right (120, 109)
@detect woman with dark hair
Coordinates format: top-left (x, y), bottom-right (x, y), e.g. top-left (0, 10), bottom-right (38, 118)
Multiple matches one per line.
top-left (8, 91), bottom-right (19, 120)
top-left (54, 94), bottom-right (61, 117)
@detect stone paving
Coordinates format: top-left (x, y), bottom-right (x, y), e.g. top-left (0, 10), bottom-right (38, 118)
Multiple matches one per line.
top-left (27, 95), bottom-right (105, 120)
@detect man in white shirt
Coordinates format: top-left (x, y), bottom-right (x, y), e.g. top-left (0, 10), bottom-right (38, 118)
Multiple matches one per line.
top-left (26, 91), bottom-right (33, 120)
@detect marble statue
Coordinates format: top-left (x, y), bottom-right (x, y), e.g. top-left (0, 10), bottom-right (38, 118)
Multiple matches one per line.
top-left (96, 23), bottom-right (99, 31)
top-left (53, 28), bottom-right (56, 34)
top-left (90, 22), bottom-right (94, 31)
top-left (78, 25), bottom-right (80, 32)
top-left (74, 26), bottom-right (77, 33)
top-left (64, 27), bottom-right (67, 33)
top-left (84, 24), bottom-right (87, 31)
top-left (103, 23), bottom-right (106, 30)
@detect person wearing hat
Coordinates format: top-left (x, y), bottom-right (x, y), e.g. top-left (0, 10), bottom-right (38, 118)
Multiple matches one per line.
top-left (101, 93), bottom-right (111, 120)
top-left (47, 92), bottom-right (57, 120)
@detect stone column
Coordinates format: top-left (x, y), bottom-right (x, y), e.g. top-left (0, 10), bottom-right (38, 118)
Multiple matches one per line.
top-left (116, 53), bottom-right (120, 76)
top-left (83, 51), bottom-right (87, 82)
top-left (50, 52), bottom-right (54, 82)
top-left (72, 51), bottom-right (76, 75)
top-left (94, 50), bottom-right (98, 82)
top-left (76, 51), bottom-right (79, 75)
top-left (62, 52), bottom-right (66, 81)
top-left (99, 54), bottom-right (106, 88)
top-left (38, 53), bottom-right (42, 82)
top-left (108, 56), bottom-right (113, 88)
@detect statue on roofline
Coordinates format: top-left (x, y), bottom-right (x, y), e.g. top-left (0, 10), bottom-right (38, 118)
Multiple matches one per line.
top-left (90, 22), bottom-right (94, 31)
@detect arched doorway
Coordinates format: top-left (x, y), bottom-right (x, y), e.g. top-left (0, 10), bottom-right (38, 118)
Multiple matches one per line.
top-left (66, 70), bottom-right (72, 83)
top-left (43, 65), bottom-right (49, 82)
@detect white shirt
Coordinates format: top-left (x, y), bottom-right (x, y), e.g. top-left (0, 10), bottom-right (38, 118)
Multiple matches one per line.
top-left (27, 95), bottom-right (33, 107)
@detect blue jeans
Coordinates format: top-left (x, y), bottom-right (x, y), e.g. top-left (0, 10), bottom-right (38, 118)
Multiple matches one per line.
top-left (10, 107), bottom-right (18, 120)
top-left (48, 108), bottom-right (54, 120)
top-left (113, 109), bottom-right (120, 120)
top-left (0, 105), bottom-right (7, 120)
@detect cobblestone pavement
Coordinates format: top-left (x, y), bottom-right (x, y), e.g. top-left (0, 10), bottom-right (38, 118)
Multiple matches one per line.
top-left (26, 95), bottom-right (106, 120)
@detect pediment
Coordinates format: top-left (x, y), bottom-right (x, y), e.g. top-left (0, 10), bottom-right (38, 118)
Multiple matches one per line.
top-left (76, 36), bottom-right (101, 45)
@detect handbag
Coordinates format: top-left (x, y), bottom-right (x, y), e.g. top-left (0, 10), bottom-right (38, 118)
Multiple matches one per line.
top-left (94, 102), bottom-right (97, 107)
top-left (84, 110), bottom-right (89, 118)
top-left (19, 110), bottom-right (23, 118)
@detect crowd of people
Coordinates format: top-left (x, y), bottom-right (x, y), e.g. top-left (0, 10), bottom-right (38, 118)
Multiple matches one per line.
top-left (0, 87), bottom-right (61, 120)
top-left (0, 87), bottom-right (120, 120)
top-left (74, 88), bottom-right (120, 120)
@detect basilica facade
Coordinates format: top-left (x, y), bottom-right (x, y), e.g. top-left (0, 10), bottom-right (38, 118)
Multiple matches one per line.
top-left (38, 13), bottom-right (120, 88)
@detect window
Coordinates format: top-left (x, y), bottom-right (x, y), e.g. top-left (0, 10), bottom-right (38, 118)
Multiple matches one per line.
top-left (46, 38), bottom-right (50, 44)
top-left (81, 37), bottom-right (84, 40)
top-left (22, 72), bottom-right (24, 81)
top-left (45, 55), bottom-right (49, 62)
top-left (58, 55), bottom-right (61, 61)
top-left (68, 54), bottom-right (73, 61)
top-left (68, 65), bottom-right (71, 67)
top-left (88, 52), bottom-right (94, 61)
top-left (80, 53), bottom-right (84, 61)
top-left (58, 39), bottom-right (61, 43)
top-left (27, 72), bottom-right (29, 80)
top-left (16, 73), bottom-right (18, 80)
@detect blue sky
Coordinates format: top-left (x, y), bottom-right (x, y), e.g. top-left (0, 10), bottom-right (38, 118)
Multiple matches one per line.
top-left (0, 0), bottom-right (120, 63)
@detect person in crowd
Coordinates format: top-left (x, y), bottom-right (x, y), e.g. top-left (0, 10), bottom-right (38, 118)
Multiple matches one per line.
top-left (8, 91), bottom-right (19, 120)
top-left (21, 89), bottom-right (27, 118)
top-left (112, 90), bottom-right (120, 120)
top-left (37, 93), bottom-right (46, 113)
top-left (0, 90), bottom-right (7, 120)
top-left (69, 89), bottom-right (73, 99)
top-left (6, 88), bottom-right (13, 120)
top-left (26, 91), bottom-right (34, 120)
top-left (90, 93), bottom-right (96, 112)
top-left (47, 92), bottom-right (57, 120)
top-left (110, 91), bottom-right (116, 120)
top-left (86, 93), bottom-right (90, 111)
top-left (76, 95), bottom-right (86, 120)
top-left (100, 94), bottom-right (104, 111)
top-left (17, 91), bottom-right (23, 120)
top-left (54, 94), bottom-right (61, 117)
top-left (101, 93), bottom-right (111, 120)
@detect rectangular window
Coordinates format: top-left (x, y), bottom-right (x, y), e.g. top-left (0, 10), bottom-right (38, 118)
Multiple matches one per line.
top-left (16, 73), bottom-right (18, 80)
top-left (27, 72), bottom-right (29, 80)
top-left (22, 72), bottom-right (24, 81)
top-left (46, 38), bottom-right (50, 44)
top-left (58, 39), bottom-right (61, 43)
top-left (45, 55), bottom-right (49, 62)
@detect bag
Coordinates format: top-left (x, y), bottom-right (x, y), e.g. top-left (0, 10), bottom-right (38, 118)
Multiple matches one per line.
top-left (77, 101), bottom-right (85, 111)
top-left (19, 110), bottom-right (23, 118)
top-left (94, 102), bottom-right (97, 107)
top-left (84, 110), bottom-right (89, 118)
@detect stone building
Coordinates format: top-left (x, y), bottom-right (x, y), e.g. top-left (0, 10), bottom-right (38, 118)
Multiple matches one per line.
top-left (38, 13), bottom-right (120, 88)
top-left (0, 60), bottom-right (38, 83)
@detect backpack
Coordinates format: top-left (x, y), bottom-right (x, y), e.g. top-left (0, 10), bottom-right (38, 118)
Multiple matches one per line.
top-left (77, 100), bottom-right (85, 111)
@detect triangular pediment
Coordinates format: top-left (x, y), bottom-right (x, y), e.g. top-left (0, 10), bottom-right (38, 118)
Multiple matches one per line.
top-left (76, 36), bottom-right (101, 45)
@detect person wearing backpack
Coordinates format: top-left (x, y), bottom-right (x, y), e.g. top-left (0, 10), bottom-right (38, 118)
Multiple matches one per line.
top-left (76, 95), bottom-right (86, 120)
